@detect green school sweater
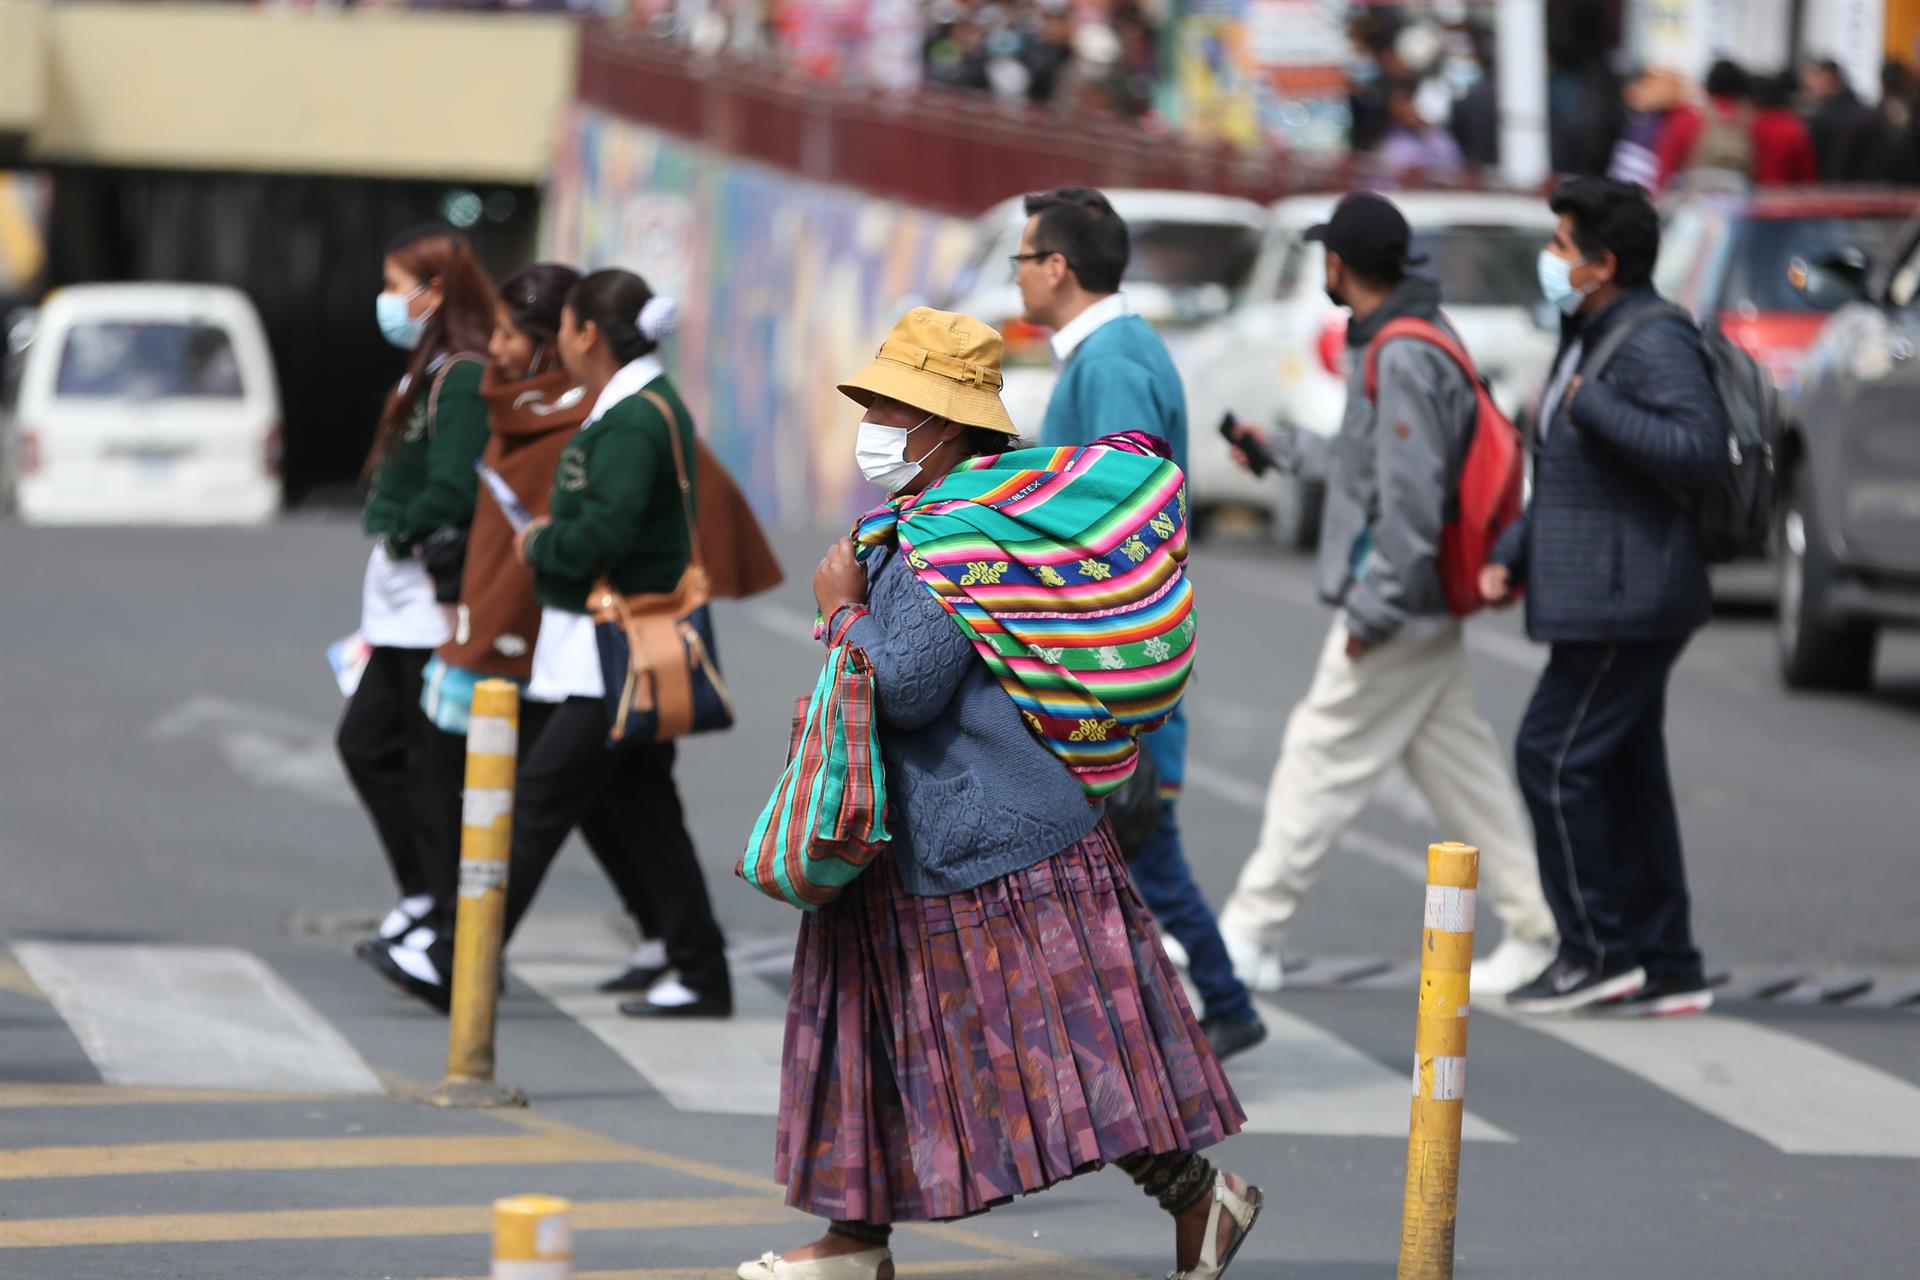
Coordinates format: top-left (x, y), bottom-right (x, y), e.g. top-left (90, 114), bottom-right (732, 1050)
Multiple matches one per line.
top-left (362, 357), bottom-right (489, 554)
top-left (523, 376), bottom-right (699, 610)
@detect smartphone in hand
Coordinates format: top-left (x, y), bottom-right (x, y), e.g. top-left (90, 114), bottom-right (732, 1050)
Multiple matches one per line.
top-left (1219, 412), bottom-right (1278, 477)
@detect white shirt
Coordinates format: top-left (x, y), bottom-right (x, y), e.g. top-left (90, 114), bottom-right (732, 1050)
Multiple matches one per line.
top-left (1048, 292), bottom-right (1134, 366)
top-left (359, 543), bottom-right (452, 649)
top-left (526, 355), bottom-right (666, 704)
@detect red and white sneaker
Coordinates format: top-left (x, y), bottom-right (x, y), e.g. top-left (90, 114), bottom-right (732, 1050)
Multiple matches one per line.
top-left (1603, 976), bottom-right (1715, 1018)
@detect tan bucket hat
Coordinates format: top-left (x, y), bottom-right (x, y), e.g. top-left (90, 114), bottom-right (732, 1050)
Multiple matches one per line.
top-left (837, 307), bottom-right (1020, 436)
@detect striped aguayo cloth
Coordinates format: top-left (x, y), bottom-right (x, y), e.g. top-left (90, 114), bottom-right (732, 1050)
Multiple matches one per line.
top-left (853, 433), bottom-right (1196, 799)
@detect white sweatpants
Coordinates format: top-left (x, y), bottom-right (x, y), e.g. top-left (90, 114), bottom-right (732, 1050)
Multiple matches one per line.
top-left (1219, 617), bottom-right (1556, 950)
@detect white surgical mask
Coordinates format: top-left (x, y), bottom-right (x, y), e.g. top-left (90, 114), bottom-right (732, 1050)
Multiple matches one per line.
top-left (376, 285), bottom-right (431, 350)
top-left (1537, 249), bottom-right (1595, 316)
top-left (856, 414), bottom-right (940, 493)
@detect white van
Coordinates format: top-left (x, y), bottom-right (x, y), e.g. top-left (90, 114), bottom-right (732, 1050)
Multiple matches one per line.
top-left (6, 284), bottom-right (282, 525)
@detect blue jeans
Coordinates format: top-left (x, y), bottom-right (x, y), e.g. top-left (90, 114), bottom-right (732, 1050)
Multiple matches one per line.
top-left (1130, 801), bottom-right (1256, 1026)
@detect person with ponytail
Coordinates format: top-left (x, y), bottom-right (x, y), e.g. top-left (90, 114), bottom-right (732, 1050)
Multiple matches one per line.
top-left (338, 226), bottom-right (497, 957)
top-left (503, 268), bottom-right (732, 1020)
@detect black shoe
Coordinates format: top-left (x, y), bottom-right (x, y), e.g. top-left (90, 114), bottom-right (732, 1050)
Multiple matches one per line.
top-left (1603, 975), bottom-right (1714, 1018)
top-left (617, 979), bottom-right (733, 1020)
top-left (1506, 959), bottom-right (1646, 1015)
top-left (356, 939), bottom-right (452, 1016)
top-left (359, 898), bottom-right (434, 952)
top-left (1202, 1015), bottom-right (1269, 1063)
top-left (597, 964), bottom-right (671, 994)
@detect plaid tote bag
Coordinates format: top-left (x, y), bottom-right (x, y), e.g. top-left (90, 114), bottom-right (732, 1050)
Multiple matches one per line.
top-left (736, 643), bottom-right (891, 910)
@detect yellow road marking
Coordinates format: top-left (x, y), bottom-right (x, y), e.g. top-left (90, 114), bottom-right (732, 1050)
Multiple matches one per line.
top-left (0, 1132), bottom-right (636, 1180)
top-left (0, 1196), bottom-right (797, 1249)
top-left (0, 1083), bottom-right (336, 1109)
top-left (443, 1263), bottom-right (1045, 1280)
top-left (0, 955), bottom-right (45, 999)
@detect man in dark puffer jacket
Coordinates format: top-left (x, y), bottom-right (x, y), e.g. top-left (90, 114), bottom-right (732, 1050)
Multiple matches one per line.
top-left (1483, 178), bottom-right (1727, 1018)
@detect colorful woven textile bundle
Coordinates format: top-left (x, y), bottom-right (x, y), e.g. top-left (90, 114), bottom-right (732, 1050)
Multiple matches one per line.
top-left (853, 432), bottom-right (1196, 799)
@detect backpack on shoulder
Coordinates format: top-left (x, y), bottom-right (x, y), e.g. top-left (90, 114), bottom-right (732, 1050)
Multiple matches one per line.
top-left (1577, 303), bottom-right (1780, 563)
top-left (1363, 318), bottom-right (1525, 617)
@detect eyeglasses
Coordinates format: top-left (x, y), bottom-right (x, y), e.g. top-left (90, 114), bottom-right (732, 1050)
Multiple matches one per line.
top-left (1009, 249), bottom-right (1062, 268)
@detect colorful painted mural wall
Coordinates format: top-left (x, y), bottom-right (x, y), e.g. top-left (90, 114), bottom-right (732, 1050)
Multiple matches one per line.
top-left (542, 107), bottom-right (980, 528)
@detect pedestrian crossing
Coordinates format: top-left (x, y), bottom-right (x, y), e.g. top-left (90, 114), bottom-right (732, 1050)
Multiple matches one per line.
top-left (8, 930), bottom-right (1920, 1162)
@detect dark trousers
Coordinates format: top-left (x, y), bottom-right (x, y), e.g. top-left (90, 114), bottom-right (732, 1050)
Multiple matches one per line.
top-left (502, 697), bottom-right (729, 999)
top-left (336, 646), bottom-right (436, 899)
top-left (417, 706), bottom-right (659, 942)
top-left (1514, 640), bottom-right (1703, 984)
top-left (1129, 802), bottom-right (1256, 1026)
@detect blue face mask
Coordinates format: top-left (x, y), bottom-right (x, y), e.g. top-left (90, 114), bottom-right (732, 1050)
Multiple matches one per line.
top-left (376, 286), bottom-right (431, 350)
top-left (1537, 249), bottom-right (1595, 316)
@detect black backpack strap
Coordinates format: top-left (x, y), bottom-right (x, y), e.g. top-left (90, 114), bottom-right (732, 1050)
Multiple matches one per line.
top-left (1577, 301), bottom-right (1693, 383)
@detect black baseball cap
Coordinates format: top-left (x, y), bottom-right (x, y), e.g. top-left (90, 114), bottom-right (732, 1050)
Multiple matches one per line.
top-left (1304, 192), bottom-right (1426, 274)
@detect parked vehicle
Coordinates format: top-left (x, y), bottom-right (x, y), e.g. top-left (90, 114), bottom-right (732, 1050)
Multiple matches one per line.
top-left (939, 189), bottom-right (1268, 438)
top-left (5, 284), bottom-right (282, 525)
top-left (1655, 188), bottom-right (1919, 389)
top-left (1181, 192), bottom-right (1560, 547)
top-left (1774, 216), bottom-right (1920, 691)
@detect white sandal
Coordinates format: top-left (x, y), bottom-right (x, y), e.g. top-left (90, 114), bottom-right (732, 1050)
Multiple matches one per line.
top-left (1169, 1173), bottom-right (1264, 1280)
top-left (736, 1246), bottom-right (891, 1280)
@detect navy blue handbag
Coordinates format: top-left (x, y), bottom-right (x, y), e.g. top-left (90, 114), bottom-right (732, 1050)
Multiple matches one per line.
top-left (588, 390), bottom-right (734, 746)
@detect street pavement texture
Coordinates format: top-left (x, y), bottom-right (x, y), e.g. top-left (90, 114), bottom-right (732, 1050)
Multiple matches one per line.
top-left (2, 517), bottom-right (1917, 1280)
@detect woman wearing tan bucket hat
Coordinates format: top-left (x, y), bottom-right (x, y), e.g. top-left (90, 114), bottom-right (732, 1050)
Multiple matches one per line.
top-left (740, 308), bottom-right (1261, 1280)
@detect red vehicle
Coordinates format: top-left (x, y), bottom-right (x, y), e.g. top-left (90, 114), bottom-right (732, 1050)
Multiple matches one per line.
top-left (1654, 188), bottom-right (1920, 388)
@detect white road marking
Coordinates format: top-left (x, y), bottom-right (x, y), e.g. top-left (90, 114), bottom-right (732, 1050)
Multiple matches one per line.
top-left (12, 943), bottom-right (383, 1095)
top-left (511, 957), bottom-right (789, 1117)
top-left (1499, 1010), bottom-right (1920, 1158)
top-left (1230, 999), bottom-right (1510, 1141)
top-left (146, 695), bottom-right (348, 804)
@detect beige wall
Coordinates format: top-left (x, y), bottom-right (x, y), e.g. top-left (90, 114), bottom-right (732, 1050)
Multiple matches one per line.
top-left (22, 2), bottom-right (577, 182)
top-left (0, 3), bottom-right (50, 136)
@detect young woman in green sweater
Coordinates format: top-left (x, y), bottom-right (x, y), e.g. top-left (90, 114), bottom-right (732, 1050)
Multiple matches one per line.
top-left (507, 268), bottom-right (732, 1019)
top-left (339, 226), bottom-right (497, 964)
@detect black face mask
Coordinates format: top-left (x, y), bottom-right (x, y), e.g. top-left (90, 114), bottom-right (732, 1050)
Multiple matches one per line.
top-left (1324, 279), bottom-right (1347, 310)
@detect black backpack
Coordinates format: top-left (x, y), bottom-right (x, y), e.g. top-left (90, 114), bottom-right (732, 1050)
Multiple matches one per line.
top-left (1579, 303), bottom-right (1781, 563)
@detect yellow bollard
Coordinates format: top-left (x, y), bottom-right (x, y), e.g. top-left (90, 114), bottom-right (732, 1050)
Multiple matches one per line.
top-left (431, 679), bottom-right (527, 1109)
top-left (492, 1194), bottom-right (572, 1280)
top-left (1397, 841), bottom-right (1480, 1280)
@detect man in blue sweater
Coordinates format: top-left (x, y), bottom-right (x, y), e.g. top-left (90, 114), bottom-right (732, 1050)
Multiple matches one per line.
top-left (1020, 186), bottom-right (1266, 1061)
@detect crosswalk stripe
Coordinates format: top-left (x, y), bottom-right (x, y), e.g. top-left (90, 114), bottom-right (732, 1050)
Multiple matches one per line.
top-left (1231, 999), bottom-right (1512, 1142)
top-left (1506, 1011), bottom-right (1920, 1158)
top-left (0, 1196), bottom-right (797, 1250)
top-left (12, 943), bottom-right (383, 1095)
top-left (511, 958), bottom-right (787, 1116)
top-left (443, 1263), bottom-right (1049, 1280)
top-left (0, 1133), bottom-right (633, 1180)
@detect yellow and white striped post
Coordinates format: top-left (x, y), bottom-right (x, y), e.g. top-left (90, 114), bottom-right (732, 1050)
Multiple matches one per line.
top-left (431, 679), bottom-right (526, 1109)
top-left (1397, 841), bottom-right (1480, 1280)
top-left (492, 1194), bottom-right (572, 1280)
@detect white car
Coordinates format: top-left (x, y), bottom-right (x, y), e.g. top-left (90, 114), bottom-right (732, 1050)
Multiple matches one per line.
top-left (1182, 192), bottom-right (1561, 546)
top-left (939, 189), bottom-right (1269, 437)
top-left (6, 283), bottom-right (282, 525)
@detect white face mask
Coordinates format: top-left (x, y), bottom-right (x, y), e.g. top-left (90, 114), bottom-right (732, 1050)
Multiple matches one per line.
top-left (856, 414), bottom-right (941, 493)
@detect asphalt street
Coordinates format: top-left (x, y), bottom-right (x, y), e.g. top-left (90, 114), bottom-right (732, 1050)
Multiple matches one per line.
top-left (2, 515), bottom-right (1917, 1280)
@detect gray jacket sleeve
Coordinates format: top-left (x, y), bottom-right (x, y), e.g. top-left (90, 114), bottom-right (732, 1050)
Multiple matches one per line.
top-left (1344, 339), bottom-right (1462, 645)
top-left (832, 550), bottom-right (976, 731)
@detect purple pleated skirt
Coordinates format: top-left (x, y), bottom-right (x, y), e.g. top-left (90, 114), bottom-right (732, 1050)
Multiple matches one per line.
top-left (772, 821), bottom-right (1244, 1223)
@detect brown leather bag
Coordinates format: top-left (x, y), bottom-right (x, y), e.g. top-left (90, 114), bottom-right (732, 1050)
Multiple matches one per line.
top-left (587, 389), bottom-right (733, 745)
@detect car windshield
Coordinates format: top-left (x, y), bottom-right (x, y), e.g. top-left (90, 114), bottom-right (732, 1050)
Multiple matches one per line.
top-left (55, 321), bottom-right (245, 399)
top-left (1408, 227), bottom-right (1549, 307)
top-left (1724, 216), bottom-right (1913, 313)
top-left (1126, 220), bottom-right (1263, 291)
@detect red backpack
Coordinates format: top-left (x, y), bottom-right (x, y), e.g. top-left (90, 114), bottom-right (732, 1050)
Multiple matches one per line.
top-left (1362, 317), bottom-right (1524, 617)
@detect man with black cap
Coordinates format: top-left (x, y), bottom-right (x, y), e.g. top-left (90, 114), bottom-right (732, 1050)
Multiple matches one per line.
top-left (1217, 192), bottom-right (1557, 996)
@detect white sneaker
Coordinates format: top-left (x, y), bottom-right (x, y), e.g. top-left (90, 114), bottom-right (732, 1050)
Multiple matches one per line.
top-left (1161, 933), bottom-right (1191, 970)
top-left (1221, 926), bottom-right (1285, 993)
top-left (1470, 936), bottom-right (1558, 997)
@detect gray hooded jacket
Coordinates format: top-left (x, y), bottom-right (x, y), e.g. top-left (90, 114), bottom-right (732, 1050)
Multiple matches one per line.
top-left (1314, 277), bottom-right (1478, 645)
